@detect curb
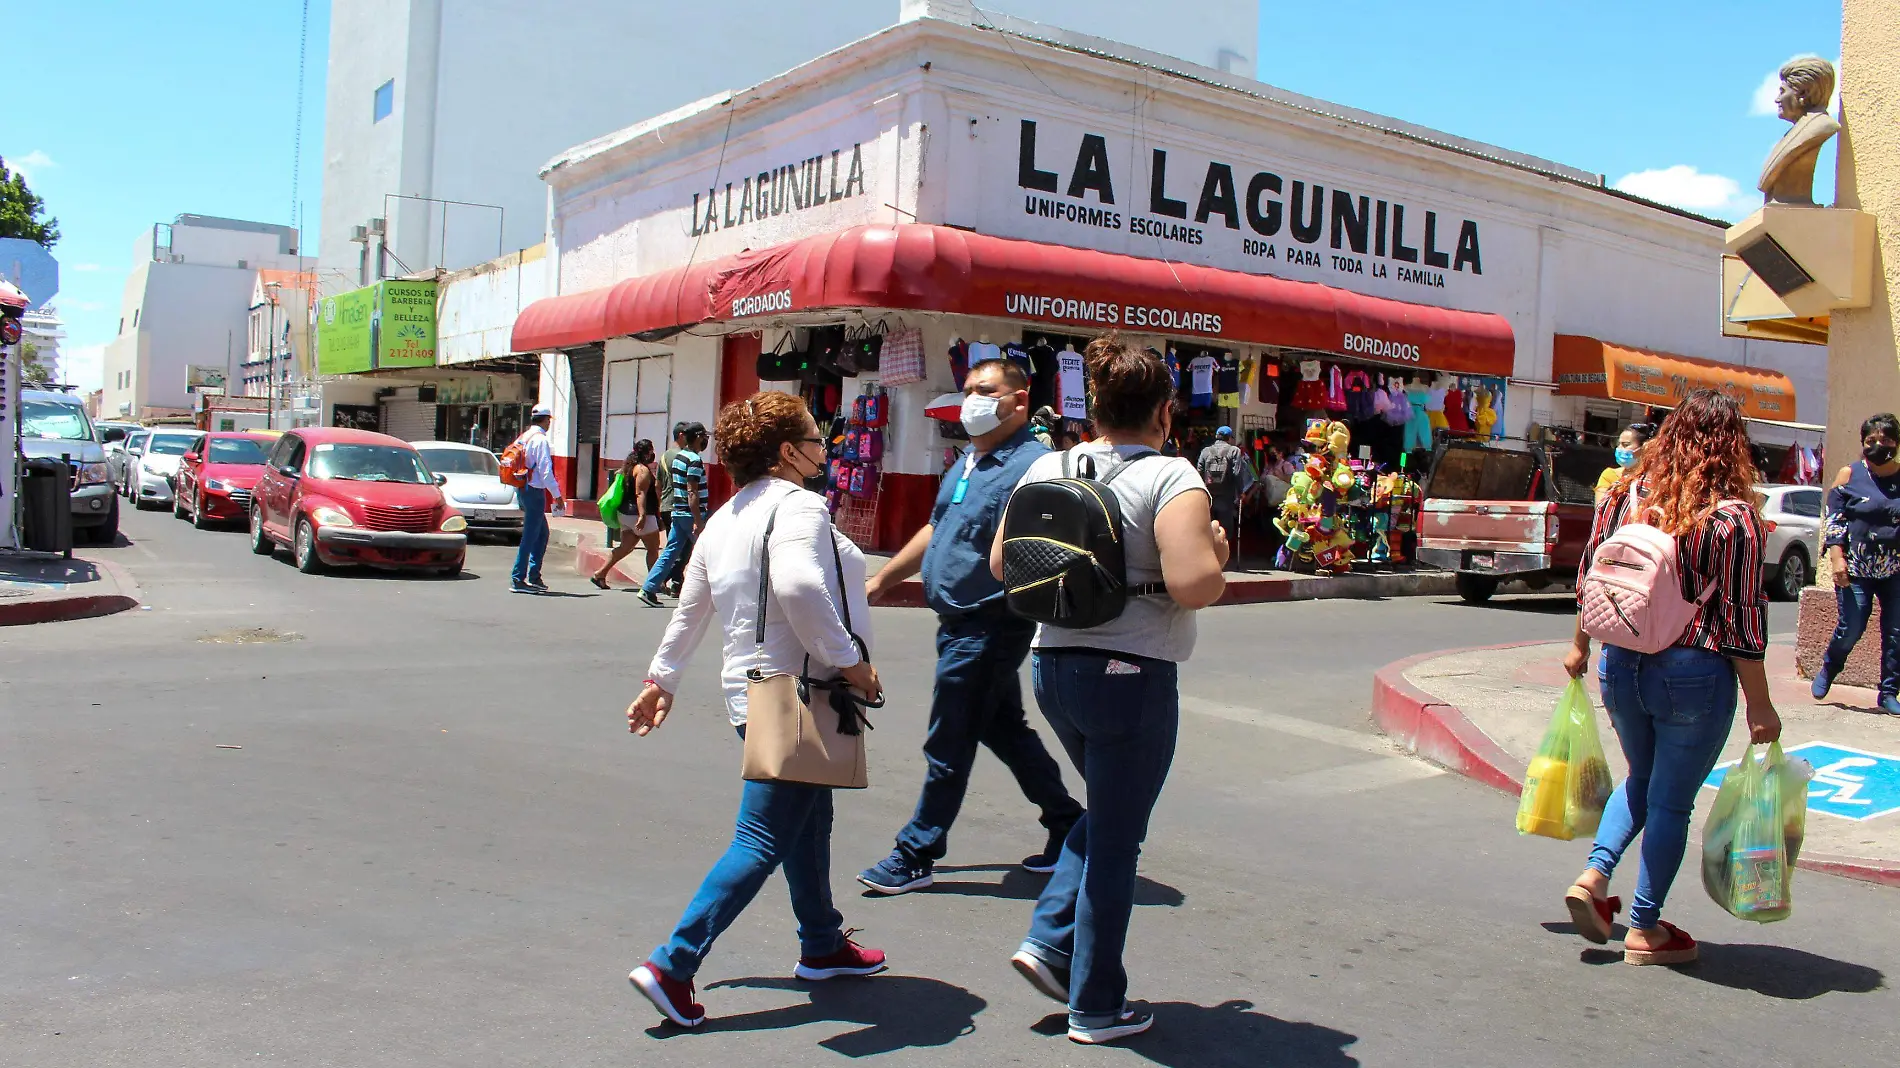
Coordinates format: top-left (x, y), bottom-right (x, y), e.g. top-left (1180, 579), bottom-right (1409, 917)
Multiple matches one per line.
top-left (0, 557), bottom-right (143, 627)
top-left (1369, 642), bottom-right (1900, 890)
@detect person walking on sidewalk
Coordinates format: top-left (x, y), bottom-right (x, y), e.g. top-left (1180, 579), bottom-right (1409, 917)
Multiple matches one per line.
top-left (640, 423), bottom-right (708, 608)
top-left (624, 391), bottom-right (888, 1029)
top-left (1196, 425), bottom-right (1254, 567)
top-left (1594, 422), bottom-right (1656, 503)
top-left (1560, 389), bottom-right (1781, 966)
top-left (509, 407), bottom-right (562, 594)
top-left (857, 359), bottom-right (1084, 895)
top-left (1815, 411), bottom-right (1900, 714)
top-left (591, 440), bottom-right (662, 590)
top-left (998, 336), bottom-right (1229, 1045)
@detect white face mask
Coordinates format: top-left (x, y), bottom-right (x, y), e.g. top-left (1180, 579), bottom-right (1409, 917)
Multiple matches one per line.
top-left (960, 393), bottom-right (1003, 437)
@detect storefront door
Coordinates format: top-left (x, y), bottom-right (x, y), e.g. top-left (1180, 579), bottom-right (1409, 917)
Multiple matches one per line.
top-left (604, 354), bottom-right (674, 487)
top-left (709, 335), bottom-right (763, 507)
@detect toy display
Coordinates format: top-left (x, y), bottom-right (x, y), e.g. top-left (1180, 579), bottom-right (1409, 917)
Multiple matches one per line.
top-left (1366, 457), bottom-right (1422, 563)
top-left (1274, 420), bottom-right (1357, 574)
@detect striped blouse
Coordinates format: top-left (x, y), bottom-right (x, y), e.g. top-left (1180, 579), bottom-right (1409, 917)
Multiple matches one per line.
top-left (1579, 480), bottom-right (1769, 661)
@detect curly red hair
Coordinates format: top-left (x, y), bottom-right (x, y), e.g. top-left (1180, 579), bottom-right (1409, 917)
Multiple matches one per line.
top-left (1609, 389), bottom-right (1759, 533)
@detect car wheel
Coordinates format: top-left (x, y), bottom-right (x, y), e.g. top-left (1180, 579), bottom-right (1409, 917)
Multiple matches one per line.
top-left (1773, 546), bottom-right (1810, 602)
top-left (95, 499), bottom-right (120, 545)
top-left (1456, 573), bottom-right (1499, 604)
top-left (294, 518), bottom-right (324, 574)
top-left (173, 488), bottom-right (189, 519)
top-left (191, 490), bottom-right (213, 529)
top-left (249, 507), bottom-right (276, 555)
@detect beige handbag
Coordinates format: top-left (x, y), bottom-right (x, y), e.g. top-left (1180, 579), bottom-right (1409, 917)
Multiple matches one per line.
top-left (740, 505), bottom-right (877, 789)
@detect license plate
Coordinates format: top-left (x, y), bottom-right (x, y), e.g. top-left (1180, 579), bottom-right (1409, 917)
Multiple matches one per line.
top-left (1469, 552), bottom-right (1496, 569)
top-left (471, 510), bottom-right (495, 522)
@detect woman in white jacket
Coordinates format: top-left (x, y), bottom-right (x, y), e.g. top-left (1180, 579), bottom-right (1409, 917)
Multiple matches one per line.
top-left (624, 391), bottom-right (885, 1029)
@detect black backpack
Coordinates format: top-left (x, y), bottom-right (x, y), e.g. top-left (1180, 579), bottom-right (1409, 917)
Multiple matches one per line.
top-left (1001, 451), bottom-right (1166, 628)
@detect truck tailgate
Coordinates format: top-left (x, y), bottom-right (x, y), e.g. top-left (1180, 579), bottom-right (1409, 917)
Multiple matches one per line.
top-left (1418, 499), bottom-right (1559, 553)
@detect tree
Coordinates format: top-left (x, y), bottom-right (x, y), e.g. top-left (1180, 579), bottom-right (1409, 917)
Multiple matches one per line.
top-left (20, 339), bottom-right (54, 387)
top-left (0, 157), bottom-right (59, 247)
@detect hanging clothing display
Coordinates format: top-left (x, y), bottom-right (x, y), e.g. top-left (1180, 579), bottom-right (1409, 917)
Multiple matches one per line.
top-left (1057, 346), bottom-right (1088, 419)
top-left (1216, 353), bottom-right (1242, 408)
top-left (1324, 365), bottom-right (1348, 413)
top-left (1025, 338), bottom-right (1060, 411)
top-left (966, 339), bottom-right (1002, 365)
top-left (1290, 359), bottom-right (1327, 410)
top-left (1383, 379), bottom-right (1412, 426)
top-left (1424, 381), bottom-right (1449, 432)
top-left (1188, 353), bottom-right (1217, 408)
top-left (1443, 383), bottom-right (1470, 433)
top-left (1473, 385), bottom-right (1498, 438)
top-left (1343, 369), bottom-right (1376, 422)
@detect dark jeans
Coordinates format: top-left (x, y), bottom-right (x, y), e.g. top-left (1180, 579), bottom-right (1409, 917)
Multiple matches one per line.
top-left (652, 729), bottom-right (845, 981)
top-left (641, 515), bottom-right (696, 595)
top-left (1823, 574), bottom-right (1900, 698)
top-left (894, 615), bottom-right (1081, 864)
top-left (1023, 649), bottom-right (1179, 1023)
top-left (1587, 645), bottom-right (1738, 931)
top-left (511, 486), bottom-right (548, 585)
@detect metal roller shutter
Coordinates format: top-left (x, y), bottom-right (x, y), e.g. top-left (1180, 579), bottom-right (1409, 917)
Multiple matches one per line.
top-left (569, 345), bottom-right (605, 445)
top-left (380, 399), bottom-right (437, 442)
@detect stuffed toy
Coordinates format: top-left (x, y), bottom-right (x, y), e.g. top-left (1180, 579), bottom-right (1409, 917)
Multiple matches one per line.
top-left (1474, 387), bottom-right (1498, 439)
top-left (1275, 421), bottom-right (1357, 573)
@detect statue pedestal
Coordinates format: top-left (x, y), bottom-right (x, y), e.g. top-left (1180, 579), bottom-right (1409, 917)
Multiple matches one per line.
top-left (1795, 584), bottom-right (1885, 686)
top-left (1724, 206), bottom-right (1877, 318)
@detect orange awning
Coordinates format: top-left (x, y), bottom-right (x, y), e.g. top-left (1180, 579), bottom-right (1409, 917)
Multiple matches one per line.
top-left (1551, 335), bottom-right (1797, 422)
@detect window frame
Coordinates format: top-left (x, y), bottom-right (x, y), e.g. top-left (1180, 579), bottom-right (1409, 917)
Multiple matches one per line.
top-left (373, 79), bottom-right (395, 122)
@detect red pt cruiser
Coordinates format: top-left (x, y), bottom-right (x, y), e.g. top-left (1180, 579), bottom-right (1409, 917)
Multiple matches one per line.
top-left (249, 427), bottom-right (468, 576)
top-left (174, 431), bottom-right (275, 529)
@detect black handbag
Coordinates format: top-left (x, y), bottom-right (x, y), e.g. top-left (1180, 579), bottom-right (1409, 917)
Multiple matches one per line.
top-left (757, 331), bottom-right (803, 382)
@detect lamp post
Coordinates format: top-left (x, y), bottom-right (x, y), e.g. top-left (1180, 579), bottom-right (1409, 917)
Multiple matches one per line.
top-left (264, 281), bottom-right (283, 429)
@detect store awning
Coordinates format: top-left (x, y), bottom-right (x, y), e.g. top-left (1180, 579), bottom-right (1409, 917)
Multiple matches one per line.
top-left (1551, 335), bottom-right (1798, 422)
top-left (513, 224), bottom-right (1516, 376)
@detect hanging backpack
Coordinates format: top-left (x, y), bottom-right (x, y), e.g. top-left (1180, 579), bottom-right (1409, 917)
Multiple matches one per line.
top-left (1577, 501), bottom-right (1734, 654)
top-left (1001, 451), bottom-right (1165, 628)
top-left (499, 436), bottom-right (532, 488)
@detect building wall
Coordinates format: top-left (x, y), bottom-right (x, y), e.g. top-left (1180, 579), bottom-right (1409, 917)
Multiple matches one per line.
top-left (437, 244), bottom-right (551, 365)
top-left (317, 0), bottom-right (427, 292)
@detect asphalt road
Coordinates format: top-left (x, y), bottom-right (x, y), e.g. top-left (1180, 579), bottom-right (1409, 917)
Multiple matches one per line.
top-left (1, 506), bottom-right (1888, 1068)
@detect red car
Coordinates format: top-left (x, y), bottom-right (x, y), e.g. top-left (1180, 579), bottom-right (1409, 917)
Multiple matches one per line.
top-left (173, 432), bottom-right (275, 529)
top-left (248, 427), bottom-right (468, 576)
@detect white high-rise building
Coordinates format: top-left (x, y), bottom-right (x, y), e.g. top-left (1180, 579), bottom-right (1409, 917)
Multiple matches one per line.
top-left (316, 0), bottom-right (1255, 289)
top-left (99, 215), bottom-right (303, 420)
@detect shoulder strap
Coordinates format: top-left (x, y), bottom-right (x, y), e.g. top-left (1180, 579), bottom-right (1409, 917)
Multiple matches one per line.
top-left (753, 502), bottom-right (784, 646)
top-left (1099, 450), bottom-right (1160, 486)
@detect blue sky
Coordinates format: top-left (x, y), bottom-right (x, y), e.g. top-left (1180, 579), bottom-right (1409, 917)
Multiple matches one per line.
top-left (7, 0), bottom-right (1842, 391)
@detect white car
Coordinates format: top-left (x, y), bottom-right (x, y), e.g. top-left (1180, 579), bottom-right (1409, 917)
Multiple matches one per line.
top-left (412, 441), bottom-right (524, 542)
top-left (131, 429), bottom-right (206, 510)
top-left (1757, 483), bottom-right (1824, 602)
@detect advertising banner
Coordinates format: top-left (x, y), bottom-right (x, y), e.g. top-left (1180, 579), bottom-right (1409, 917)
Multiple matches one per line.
top-left (318, 284), bottom-right (376, 375)
top-left (377, 280), bottom-right (438, 368)
top-left (186, 365), bottom-right (227, 394)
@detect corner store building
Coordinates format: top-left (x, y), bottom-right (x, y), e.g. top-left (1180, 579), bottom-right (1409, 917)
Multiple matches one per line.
top-left (512, 5), bottom-right (1821, 548)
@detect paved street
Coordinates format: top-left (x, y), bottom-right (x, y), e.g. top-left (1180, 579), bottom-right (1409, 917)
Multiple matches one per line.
top-left (2, 506), bottom-right (1892, 1068)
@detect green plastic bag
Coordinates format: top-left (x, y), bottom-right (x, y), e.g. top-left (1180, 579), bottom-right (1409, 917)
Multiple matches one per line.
top-left (1701, 741), bottom-right (1809, 923)
top-left (1516, 678), bottom-right (1614, 840)
top-left (596, 472), bottom-right (626, 529)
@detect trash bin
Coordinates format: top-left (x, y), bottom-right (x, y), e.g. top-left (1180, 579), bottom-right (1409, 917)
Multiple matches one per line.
top-left (22, 456), bottom-right (73, 556)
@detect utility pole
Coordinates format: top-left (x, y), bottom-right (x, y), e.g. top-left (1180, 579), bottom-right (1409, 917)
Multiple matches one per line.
top-left (265, 281), bottom-right (282, 430)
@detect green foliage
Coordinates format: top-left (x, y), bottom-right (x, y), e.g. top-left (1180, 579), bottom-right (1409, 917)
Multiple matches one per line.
top-left (20, 339), bottom-right (54, 387)
top-left (0, 157), bottom-right (60, 247)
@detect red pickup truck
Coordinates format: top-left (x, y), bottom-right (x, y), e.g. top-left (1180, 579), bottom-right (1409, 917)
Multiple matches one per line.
top-left (1416, 438), bottom-right (1611, 604)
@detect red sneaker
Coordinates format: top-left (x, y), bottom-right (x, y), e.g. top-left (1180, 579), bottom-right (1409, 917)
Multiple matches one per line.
top-left (794, 933), bottom-right (889, 980)
top-left (629, 961), bottom-right (706, 1028)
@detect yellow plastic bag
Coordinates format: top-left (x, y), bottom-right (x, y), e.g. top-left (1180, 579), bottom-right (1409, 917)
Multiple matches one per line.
top-left (1516, 678), bottom-right (1614, 840)
top-left (1701, 742), bottom-right (1810, 923)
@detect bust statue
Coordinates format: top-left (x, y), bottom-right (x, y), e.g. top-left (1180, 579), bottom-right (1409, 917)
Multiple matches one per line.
top-left (1758, 57), bottom-right (1840, 206)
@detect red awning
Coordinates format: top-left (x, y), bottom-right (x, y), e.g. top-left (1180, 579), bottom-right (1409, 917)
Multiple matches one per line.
top-left (513, 224), bottom-right (1515, 376)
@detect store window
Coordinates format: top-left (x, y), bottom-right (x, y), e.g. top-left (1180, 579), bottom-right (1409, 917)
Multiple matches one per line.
top-left (373, 79), bottom-right (395, 122)
top-left (604, 354), bottom-right (674, 470)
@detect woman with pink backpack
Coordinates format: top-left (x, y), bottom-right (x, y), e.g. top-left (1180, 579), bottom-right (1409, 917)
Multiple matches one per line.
top-left (1560, 389), bottom-right (1782, 966)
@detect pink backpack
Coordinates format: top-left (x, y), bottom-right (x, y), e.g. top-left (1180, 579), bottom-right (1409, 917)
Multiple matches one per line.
top-left (1578, 506), bottom-right (1727, 654)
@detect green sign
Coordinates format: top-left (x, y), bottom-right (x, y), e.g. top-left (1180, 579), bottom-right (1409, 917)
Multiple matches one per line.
top-left (378, 279), bottom-right (438, 368)
top-left (316, 280), bottom-right (438, 375)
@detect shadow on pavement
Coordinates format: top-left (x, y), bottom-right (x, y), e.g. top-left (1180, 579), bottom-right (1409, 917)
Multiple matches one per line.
top-left (1030, 1000), bottom-right (1359, 1067)
top-left (671, 974), bottom-right (986, 1056)
top-left (1686, 942), bottom-right (1886, 999)
top-left (1442, 596), bottom-right (1578, 615)
top-left (910, 864), bottom-right (1185, 907)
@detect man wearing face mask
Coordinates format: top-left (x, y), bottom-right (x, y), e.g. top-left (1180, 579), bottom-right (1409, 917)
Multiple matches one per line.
top-left (858, 360), bottom-right (1084, 894)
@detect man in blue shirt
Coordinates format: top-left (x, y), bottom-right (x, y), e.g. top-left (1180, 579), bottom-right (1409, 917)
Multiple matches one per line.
top-left (858, 360), bottom-right (1082, 894)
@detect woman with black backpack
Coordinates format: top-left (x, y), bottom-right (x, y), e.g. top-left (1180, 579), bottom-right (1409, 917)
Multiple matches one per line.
top-left (989, 335), bottom-right (1228, 1044)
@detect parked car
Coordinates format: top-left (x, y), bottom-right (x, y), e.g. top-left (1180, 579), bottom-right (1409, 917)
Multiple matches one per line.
top-left (129, 429), bottom-right (205, 510)
top-left (19, 388), bottom-right (118, 543)
top-left (248, 427), bottom-right (468, 576)
top-left (1416, 438), bottom-right (1604, 604)
top-left (173, 432), bottom-right (276, 529)
top-left (411, 440), bottom-right (524, 542)
top-left (1756, 483), bottom-right (1824, 602)
top-left (113, 429), bottom-right (149, 497)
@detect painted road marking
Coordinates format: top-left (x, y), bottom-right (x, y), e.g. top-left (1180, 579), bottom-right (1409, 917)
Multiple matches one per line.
top-left (1180, 696), bottom-right (1447, 793)
top-left (1703, 742), bottom-right (1900, 822)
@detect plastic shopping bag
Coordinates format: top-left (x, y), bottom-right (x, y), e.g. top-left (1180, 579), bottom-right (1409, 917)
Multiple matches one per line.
top-left (1515, 678), bottom-right (1614, 840)
top-left (1701, 742), bottom-right (1811, 923)
top-left (596, 472), bottom-right (626, 528)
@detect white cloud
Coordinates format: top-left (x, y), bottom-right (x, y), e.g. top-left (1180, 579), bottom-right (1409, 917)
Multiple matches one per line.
top-left (1750, 55), bottom-right (1842, 117)
top-left (1613, 165), bottom-right (1755, 216)
top-left (71, 262), bottom-right (101, 272)
top-left (64, 299), bottom-right (107, 312)
top-left (9, 149), bottom-right (55, 182)
top-left (59, 344), bottom-right (105, 394)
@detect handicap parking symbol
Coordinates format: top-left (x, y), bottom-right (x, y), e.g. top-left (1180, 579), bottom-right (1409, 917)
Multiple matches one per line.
top-left (1703, 742), bottom-right (1900, 822)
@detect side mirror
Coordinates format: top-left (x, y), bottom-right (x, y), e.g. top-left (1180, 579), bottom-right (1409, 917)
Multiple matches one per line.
top-left (279, 465), bottom-right (299, 477)
top-left (434, 473), bottom-right (449, 486)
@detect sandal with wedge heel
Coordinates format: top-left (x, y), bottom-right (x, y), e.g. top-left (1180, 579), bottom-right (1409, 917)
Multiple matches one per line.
top-left (1563, 885), bottom-right (1622, 945)
top-left (1623, 921), bottom-right (1697, 966)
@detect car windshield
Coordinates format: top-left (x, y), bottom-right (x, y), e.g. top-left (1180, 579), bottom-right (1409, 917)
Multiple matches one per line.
top-left (21, 398), bottom-right (93, 441)
top-left (308, 443), bottom-right (431, 483)
top-left (208, 439), bottom-right (270, 465)
top-left (146, 434), bottom-right (198, 456)
top-left (416, 448), bottom-right (499, 477)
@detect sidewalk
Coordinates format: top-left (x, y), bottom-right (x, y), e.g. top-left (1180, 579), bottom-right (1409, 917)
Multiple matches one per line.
top-left (553, 514), bottom-right (1462, 605)
top-left (0, 550), bottom-right (142, 626)
top-left (1372, 639), bottom-right (1900, 888)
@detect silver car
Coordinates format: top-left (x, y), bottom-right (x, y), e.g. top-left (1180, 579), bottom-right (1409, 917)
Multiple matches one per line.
top-left (1757, 483), bottom-right (1824, 602)
top-left (130, 429), bottom-right (205, 510)
top-left (19, 389), bottom-right (119, 543)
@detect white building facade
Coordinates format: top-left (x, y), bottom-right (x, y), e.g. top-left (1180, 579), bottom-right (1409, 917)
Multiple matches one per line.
top-left (100, 216), bottom-right (303, 421)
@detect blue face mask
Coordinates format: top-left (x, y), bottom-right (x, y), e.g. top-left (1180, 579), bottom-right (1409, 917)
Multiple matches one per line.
top-left (1614, 447), bottom-right (1636, 467)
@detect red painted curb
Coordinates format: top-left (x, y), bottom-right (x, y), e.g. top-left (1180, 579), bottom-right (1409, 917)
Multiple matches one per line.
top-left (0, 556), bottom-right (142, 627)
top-left (1369, 642), bottom-right (1900, 890)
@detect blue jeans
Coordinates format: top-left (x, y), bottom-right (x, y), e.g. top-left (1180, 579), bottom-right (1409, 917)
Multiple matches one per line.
top-left (1023, 649), bottom-right (1179, 1023)
top-left (642, 515), bottom-right (696, 595)
top-left (511, 487), bottom-right (548, 585)
top-left (893, 615), bottom-right (1082, 864)
top-left (1587, 645), bottom-right (1738, 931)
top-left (653, 758), bottom-right (845, 981)
top-left (1823, 575), bottom-right (1900, 698)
